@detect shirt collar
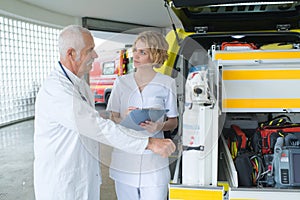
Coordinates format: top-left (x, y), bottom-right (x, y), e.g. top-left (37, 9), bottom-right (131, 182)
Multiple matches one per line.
top-left (56, 62), bottom-right (84, 86)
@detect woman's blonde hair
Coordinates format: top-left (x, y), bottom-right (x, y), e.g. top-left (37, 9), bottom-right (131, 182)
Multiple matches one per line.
top-left (133, 31), bottom-right (169, 68)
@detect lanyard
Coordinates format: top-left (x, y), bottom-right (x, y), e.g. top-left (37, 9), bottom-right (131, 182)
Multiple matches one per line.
top-left (58, 61), bottom-right (87, 102)
top-left (58, 61), bottom-right (73, 84)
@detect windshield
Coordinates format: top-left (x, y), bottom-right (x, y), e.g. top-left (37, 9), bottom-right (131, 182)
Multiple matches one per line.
top-left (102, 61), bottom-right (115, 75)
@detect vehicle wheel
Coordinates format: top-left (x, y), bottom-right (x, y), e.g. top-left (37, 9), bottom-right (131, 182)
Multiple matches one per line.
top-left (105, 93), bottom-right (110, 104)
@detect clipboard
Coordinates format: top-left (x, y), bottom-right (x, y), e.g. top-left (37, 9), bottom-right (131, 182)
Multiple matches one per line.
top-left (120, 109), bottom-right (169, 131)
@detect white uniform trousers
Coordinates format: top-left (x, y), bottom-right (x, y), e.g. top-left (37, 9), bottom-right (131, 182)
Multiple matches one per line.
top-left (115, 181), bottom-right (168, 200)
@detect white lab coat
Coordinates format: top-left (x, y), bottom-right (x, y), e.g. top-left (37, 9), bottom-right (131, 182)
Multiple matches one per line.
top-left (34, 63), bottom-right (149, 200)
top-left (106, 73), bottom-right (178, 188)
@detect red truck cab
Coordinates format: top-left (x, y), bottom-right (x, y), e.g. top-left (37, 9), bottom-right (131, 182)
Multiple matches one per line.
top-left (89, 48), bottom-right (133, 104)
top-left (90, 60), bottom-right (117, 104)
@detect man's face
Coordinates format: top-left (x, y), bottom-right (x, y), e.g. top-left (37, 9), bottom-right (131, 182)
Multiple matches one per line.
top-left (76, 32), bottom-right (98, 77)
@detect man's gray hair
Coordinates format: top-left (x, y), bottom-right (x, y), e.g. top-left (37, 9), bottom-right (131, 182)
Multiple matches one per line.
top-left (58, 25), bottom-right (91, 59)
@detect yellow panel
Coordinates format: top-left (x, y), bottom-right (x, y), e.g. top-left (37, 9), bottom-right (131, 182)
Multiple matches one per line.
top-left (169, 187), bottom-right (223, 200)
top-left (215, 51), bottom-right (300, 60)
top-left (223, 70), bottom-right (300, 80)
top-left (161, 29), bottom-right (193, 76)
top-left (223, 98), bottom-right (300, 109)
top-left (218, 181), bottom-right (229, 192)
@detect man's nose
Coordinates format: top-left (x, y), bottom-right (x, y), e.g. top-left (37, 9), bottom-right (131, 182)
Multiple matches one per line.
top-left (93, 50), bottom-right (98, 58)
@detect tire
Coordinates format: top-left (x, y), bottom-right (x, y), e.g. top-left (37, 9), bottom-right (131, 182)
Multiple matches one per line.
top-left (104, 92), bottom-right (110, 105)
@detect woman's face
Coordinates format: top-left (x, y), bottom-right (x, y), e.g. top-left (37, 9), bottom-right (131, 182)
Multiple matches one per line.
top-left (132, 39), bottom-right (152, 68)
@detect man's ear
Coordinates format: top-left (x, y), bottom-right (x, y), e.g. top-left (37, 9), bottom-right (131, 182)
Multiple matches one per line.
top-left (67, 48), bottom-right (76, 60)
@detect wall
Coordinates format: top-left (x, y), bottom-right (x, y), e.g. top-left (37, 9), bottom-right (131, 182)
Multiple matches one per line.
top-left (0, 0), bottom-right (79, 27)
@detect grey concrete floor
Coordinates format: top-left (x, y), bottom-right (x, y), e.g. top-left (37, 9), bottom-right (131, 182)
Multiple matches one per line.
top-left (0, 120), bottom-right (35, 200)
top-left (0, 103), bottom-right (117, 200)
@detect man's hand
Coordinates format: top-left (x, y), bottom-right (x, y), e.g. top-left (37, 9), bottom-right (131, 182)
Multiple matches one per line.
top-left (146, 138), bottom-right (176, 158)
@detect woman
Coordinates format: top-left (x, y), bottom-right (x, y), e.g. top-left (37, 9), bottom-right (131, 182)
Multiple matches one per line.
top-left (106, 30), bottom-right (178, 200)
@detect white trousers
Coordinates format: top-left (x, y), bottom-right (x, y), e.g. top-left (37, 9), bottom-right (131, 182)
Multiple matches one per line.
top-left (115, 181), bottom-right (168, 200)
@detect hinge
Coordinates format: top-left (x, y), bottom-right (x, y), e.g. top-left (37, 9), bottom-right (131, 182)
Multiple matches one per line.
top-left (195, 26), bottom-right (208, 34)
top-left (276, 24), bottom-right (290, 32)
top-left (168, 1), bottom-right (175, 8)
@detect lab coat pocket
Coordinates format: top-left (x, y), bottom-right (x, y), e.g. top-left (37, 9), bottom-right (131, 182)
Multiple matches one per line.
top-left (56, 168), bottom-right (89, 200)
top-left (56, 170), bottom-right (76, 200)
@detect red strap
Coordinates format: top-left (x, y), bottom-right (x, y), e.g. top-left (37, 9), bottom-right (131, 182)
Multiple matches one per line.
top-left (231, 124), bottom-right (247, 149)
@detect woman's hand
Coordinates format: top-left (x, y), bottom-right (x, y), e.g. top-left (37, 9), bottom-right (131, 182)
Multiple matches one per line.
top-left (111, 107), bottom-right (139, 123)
top-left (126, 106), bottom-right (139, 116)
top-left (139, 121), bottom-right (165, 133)
top-left (140, 117), bottom-right (177, 133)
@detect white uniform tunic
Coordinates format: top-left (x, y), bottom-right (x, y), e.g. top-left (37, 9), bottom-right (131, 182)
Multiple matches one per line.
top-left (34, 63), bottom-right (149, 200)
top-left (107, 72), bottom-right (178, 187)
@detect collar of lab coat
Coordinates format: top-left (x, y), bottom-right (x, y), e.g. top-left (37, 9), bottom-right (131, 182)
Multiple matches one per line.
top-left (55, 62), bottom-right (85, 86)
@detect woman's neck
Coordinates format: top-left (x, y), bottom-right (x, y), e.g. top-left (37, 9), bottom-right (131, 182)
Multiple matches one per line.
top-left (135, 66), bottom-right (155, 76)
top-left (134, 67), bottom-right (157, 91)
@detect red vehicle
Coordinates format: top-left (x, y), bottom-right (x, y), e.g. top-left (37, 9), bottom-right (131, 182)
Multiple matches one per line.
top-left (89, 48), bottom-right (133, 104)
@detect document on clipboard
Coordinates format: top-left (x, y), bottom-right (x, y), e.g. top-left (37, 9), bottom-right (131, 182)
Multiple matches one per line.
top-left (120, 109), bottom-right (169, 131)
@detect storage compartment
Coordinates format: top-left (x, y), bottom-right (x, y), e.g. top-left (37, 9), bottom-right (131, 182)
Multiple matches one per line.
top-left (172, 32), bottom-right (300, 193)
top-left (221, 113), bottom-right (300, 185)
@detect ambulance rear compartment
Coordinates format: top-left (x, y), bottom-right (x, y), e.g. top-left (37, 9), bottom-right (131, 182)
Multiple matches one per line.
top-left (174, 31), bottom-right (300, 196)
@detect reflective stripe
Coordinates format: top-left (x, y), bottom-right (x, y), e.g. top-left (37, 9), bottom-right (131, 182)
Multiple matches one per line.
top-left (90, 85), bottom-right (112, 89)
top-left (169, 187), bottom-right (223, 200)
top-left (223, 70), bottom-right (300, 80)
top-left (215, 51), bottom-right (300, 60)
top-left (223, 98), bottom-right (300, 109)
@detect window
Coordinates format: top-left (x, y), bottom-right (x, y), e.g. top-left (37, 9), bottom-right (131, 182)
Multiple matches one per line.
top-left (102, 61), bottom-right (115, 75)
top-left (0, 14), bottom-right (60, 126)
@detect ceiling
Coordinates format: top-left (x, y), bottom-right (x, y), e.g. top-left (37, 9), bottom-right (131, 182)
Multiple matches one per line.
top-left (21, 0), bottom-right (181, 28)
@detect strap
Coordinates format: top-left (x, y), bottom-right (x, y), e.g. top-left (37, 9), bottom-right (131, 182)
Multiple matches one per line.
top-left (231, 124), bottom-right (247, 150)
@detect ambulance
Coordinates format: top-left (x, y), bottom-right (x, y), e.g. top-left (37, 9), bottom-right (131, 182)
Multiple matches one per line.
top-left (90, 48), bottom-right (133, 104)
top-left (161, 0), bottom-right (300, 199)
